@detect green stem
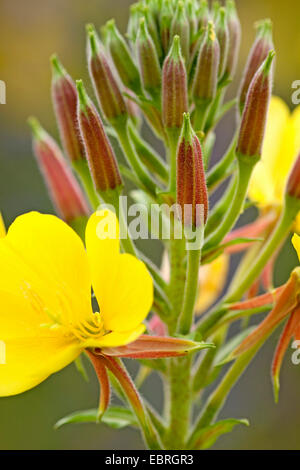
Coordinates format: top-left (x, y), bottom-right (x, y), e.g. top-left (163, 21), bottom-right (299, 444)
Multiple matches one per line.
top-left (167, 235), bottom-right (186, 335)
top-left (178, 238), bottom-right (202, 334)
top-left (72, 159), bottom-right (100, 210)
top-left (129, 123), bottom-right (169, 184)
top-left (204, 159), bottom-right (254, 251)
top-left (115, 123), bottom-right (157, 197)
top-left (205, 173), bottom-right (237, 237)
top-left (194, 102), bottom-right (210, 133)
top-left (206, 133), bottom-right (238, 191)
top-left (196, 196), bottom-right (300, 339)
top-left (188, 344), bottom-right (260, 447)
top-left (164, 356), bottom-right (193, 449)
top-left (226, 196), bottom-right (300, 303)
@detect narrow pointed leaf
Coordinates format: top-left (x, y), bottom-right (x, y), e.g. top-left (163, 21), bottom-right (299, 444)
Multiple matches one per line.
top-left (189, 418), bottom-right (249, 450)
top-left (55, 406), bottom-right (138, 430)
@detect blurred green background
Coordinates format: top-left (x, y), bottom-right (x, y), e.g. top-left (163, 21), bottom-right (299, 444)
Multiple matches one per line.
top-left (1, 0), bottom-right (300, 450)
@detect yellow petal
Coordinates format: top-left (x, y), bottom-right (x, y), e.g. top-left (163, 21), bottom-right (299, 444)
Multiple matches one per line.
top-left (0, 213), bottom-right (6, 238)
top-left (0, 335), bottom-right (80, 397)
top-left (86, 210), bottom-right (153, 331)
top-left (249, 96), bottom-right (291, 206)
top-left (83, 324), bottom-right (146, 349)
top-left (196, 254), bottom-right (229, 314)
top-left (0, 289), bottom-right (81, 396)
top-left (292, 233), bottom-right (300, 262)
top-left (0, 212), bottom-right (92, 328)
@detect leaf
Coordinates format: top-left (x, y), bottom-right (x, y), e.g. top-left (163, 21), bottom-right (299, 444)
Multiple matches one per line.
top-left (214, 326), bottom-right (256, 366)
top-left (190, 418), bottom-right (249, 450)
top-left (55, 406), bottom-right (138, 430)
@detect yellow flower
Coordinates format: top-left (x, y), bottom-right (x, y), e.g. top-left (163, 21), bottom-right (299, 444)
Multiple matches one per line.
top-left (249, 96), bottom-right (300, 228)
top-left (0, 213), bottom-right (6, 238)
top-left (0, 209), bottom-right (153, 397)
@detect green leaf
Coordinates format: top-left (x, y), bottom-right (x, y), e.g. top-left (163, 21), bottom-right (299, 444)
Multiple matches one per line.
top-left (214, 326), bottom-right (256, 366)
top-left (190, 418), bottom-right (249, 450)
top-left (55, 406), bottom-right (138, 430)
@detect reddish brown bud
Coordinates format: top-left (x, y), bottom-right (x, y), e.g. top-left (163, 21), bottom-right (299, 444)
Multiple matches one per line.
top-left (286, 152), bottom-right (300, 199)
top-left (238, 19), bottom-right (273, 114)
top-left (192, 21), bottom-right (220, 104)
top-left (51, 55), bottom-right (85, 162)
top-left (87, 24), bottom-right (127, 124)
top-left (215, 7), bottom-right (230, 78)
top-left (162, 35), bottom-right (188, 129)
top-left (28, 117), bottom-right (89, 223)
top-left (224, 0), bottom-right (241, 79)
top-left (170, 1), bottom-right (190, 62)
top-left (136, 17), bottom-right (161, 102)
top-left (76, 80), bottom-right (123, 194)
top-left (236, 51), bottom-right (275, 163)
top-left (177, 113), bottom-right (208, 227)
top-left (160, 0), bottom-right (174, 54)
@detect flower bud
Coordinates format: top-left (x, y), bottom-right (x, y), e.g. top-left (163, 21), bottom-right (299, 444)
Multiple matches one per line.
top-left (224, 0), bottom-right (241, 79)
top-left (215, 7), bottom-right (229, 78)
top-left (76, 80), bottom-right (123, 195)
top-left (28, 117), bottom-right (90, 223)
top-left (136, 18), bottom-right (161, 102)
top-left (162, 35), bottom-right (188, 129)
top-left (198, 0), bottom-right (210, 30)
top-left (186, 0), bottom-right (198, 46)
top-left (102, 19), bottom-right (142, 96)
top-left (286, 153), bottom-right (300, 200)
top-left (160, 0), bottom-right (174, 54)
top-left (127, 2), bottom-right (144, 43)
top-left (86, 24), bottom-right (127, 124)
top-left (192, 21), bottom-right (220, 105)
top-left (170, 1), bottom-right (190, 62)
top-left (142, 3), bottom-right (163, 60)
top-left (236, 51), bottom-right (275, 164)
top-left (177, 113), bottom-right (208, 227)
top-left (50, 55), bottom-right (85, 162)
top-left (238, 19), bottom-right (273, 114)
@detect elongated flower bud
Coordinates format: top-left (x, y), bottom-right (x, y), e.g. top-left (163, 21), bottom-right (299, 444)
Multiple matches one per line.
top-left (286, 152), bottom-right (300, 200)
top-left (87, 24), bottom-right (127, 124)
top-left (51, 55), bottom-right (85, 162)
top-left (215, 7), bottom-right (229, 78)
top-left (127, 2), bottom-right (144, 43)
top-left (103, 19), bottom-right (142, 95)
top-left (192, 21), bottom-right (220, 105)
top-left (76, 80), bottom-right (123, 195)
top-left (236, 51), bottom-right (275, 164)
top-left (28, 117), bottom-right (90, 223)
top-left (238, 19), bottom-right (273, 113)
top-left (224, 0), bottom-right (241, 79)
top-left (162, 35), bottom-right (188, 129)
top-left (160, 0), bottom-right (174, 54)
top-left (198, 0), bottom-right (210, 30)
top-left (187, 0), bottom-right (198, 46)
top-left (170, 1), bottom-right (190, 62)
top-left (136, 18), bottom-right (161, 101)
top-left (177, 113), bottom-right (208, 227)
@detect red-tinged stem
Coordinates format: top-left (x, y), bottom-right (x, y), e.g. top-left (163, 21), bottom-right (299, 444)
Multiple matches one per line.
top-left (228, 285), bottom-right (285, 311)
top-left (87, 351), bottom-right (110, 420)
top-left (272, 306), bottom-right (300, 402)
top-left (101, 356), bottom-right (161, 450)
top-left (224, 212), bottom-right (276, 243)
